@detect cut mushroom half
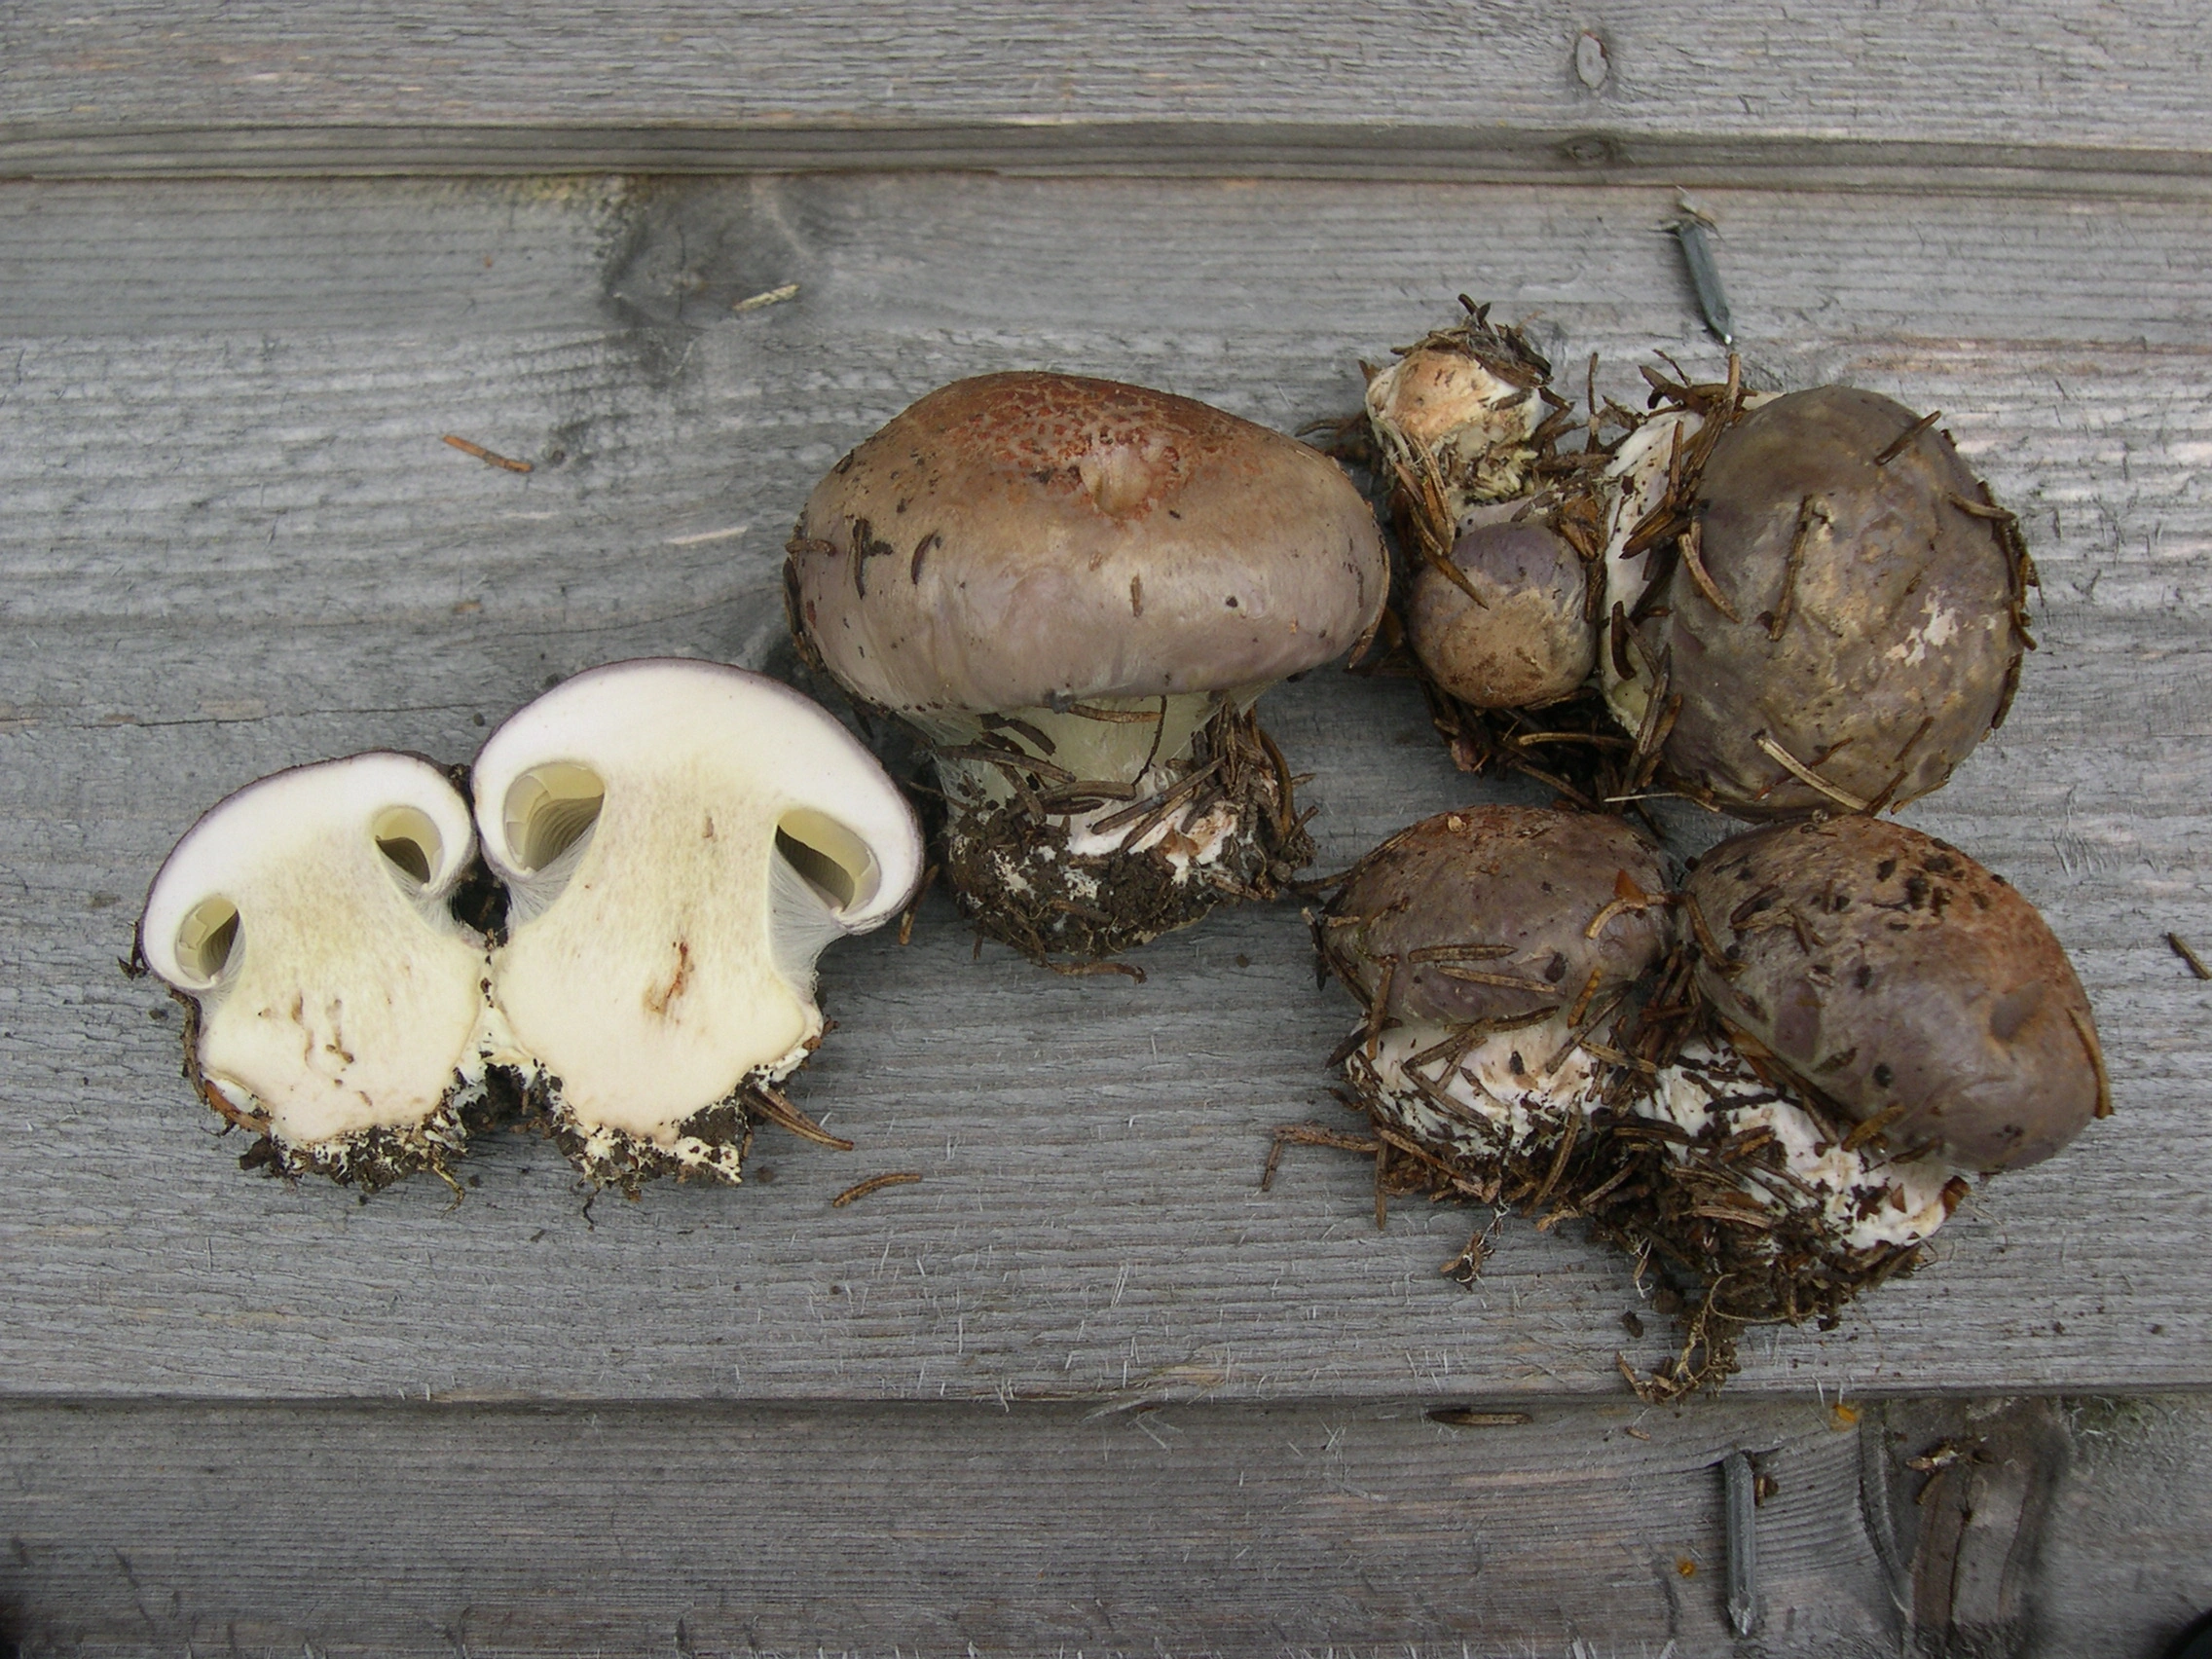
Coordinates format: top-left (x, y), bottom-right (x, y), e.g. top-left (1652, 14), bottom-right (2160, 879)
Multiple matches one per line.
top-left (137, 753), bottom-right (498, 1189)
top-left (471, 659), bottom-right (924, 1190)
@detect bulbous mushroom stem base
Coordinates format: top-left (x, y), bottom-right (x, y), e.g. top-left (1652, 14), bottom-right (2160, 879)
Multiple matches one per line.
top-left (231, 1088), bottom-right (513, 1194)
top-left (171, 988), bottom-right (518, 1195)
top-left (939, 705), bottom-right (1312, 966)
top-left (519, 1065), bottom-right (851, 1198)
top-left (1324, 1011), bottom-right (1962, 1401)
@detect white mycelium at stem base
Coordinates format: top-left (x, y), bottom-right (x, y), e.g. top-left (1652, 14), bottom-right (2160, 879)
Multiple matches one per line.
top-left (138, 754), bottom-right (490, 1149)
top-left (471, 660), bottom-right (923, 1152)
top-left (1633, 1039), bottom-right (1953, 1252)
top-left (913, 688), bottom-right (1255, 875)
top-left (1356, 1016), bottom-right (1953, 1252)
top-left (1353, 1014), bottom-right (1604, 1159)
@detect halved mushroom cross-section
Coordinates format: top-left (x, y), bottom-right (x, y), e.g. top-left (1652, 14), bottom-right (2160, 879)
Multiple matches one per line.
top-left (471, 659), bottom-right (924, 1186)
top-left (137, 753), bottom-right (494, 1187)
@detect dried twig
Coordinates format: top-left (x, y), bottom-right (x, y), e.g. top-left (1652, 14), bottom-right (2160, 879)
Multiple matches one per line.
top-left (831, 1171), bottom-right (922, 1207)
top-left (442, 434), bottom-right (533, 473)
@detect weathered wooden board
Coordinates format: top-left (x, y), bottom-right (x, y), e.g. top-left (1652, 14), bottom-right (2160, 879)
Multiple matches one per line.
top-left (2, 2), bottom-right (2211, 190)
top-left (3, 1392), bottom-right (2208, 1657)
top-left (3, 173), bottom-right (2209, 1404)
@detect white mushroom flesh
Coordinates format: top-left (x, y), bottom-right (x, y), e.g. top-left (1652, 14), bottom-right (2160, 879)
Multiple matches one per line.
top-left (473, 661), bottom-right (922, 1148)
top-left (138, 756), bottom-right (491, 1148)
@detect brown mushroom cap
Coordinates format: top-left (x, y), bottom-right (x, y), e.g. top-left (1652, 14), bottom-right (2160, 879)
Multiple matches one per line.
top-left (1327, 805), bottom-right (1671, 1025)
top-left (1639, 387), bottom-right (2024, 816)
top-left (792, 372), bottom-right (1386, 715)
top-left (1685, 815), bottom-right (2104, 1173)
top-left (1408, 521), bottom-right (1597, 709)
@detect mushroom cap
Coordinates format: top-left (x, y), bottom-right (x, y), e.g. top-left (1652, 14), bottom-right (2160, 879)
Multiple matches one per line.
top-left (792, 372), bottom-right (1386, 715)
top-left (1408, 521), bottom-right (1597, 709)
top-left (1685, 815), bottom-right (2102, 1173)
top-left (1328, 805), bottom-right (1671, 1025)
top-left (1365, 344), bottom-right (1538, 452)
top-left (1640, 387), bottom-right (2022, 815)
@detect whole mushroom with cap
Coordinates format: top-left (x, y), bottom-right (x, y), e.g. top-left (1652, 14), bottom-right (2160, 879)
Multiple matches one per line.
top-left (1405, 515), bottom-right (1597, 714)
top-left (1363, 300), bottom-right (1556, 535)
top-left (472, 659), bottom-right (923, 1190)
top-left (1598, 376), bottom-right (2034, 816)
top-left (137, 753), bottom-right (501, 1189)
top-left (1315, 805), bottom-right (1672, 1203)
top-left (1574, 813), bottom-right (2100, 1395)
top-left (1560, 815), bottom-right (2110, 1393)
top-left (789, 371), bottom-right (1385, 965)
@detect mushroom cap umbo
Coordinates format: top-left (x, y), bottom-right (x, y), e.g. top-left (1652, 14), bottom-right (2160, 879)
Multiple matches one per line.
top-left (1408, 520), bottom-right (1597, 709)
top-left (1635, 387), bottom-right (2024, 816)
top-left (792, 372), bottom-right (1386, 716)
top-left (1326, 805), bottom-right (1671, 1025)
top-left (1684, 815), bottom-right (2103, 1173)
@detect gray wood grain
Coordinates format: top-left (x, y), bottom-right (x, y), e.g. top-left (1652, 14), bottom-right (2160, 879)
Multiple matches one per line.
top-left (2, 2), bottom-right (2210, 184)
top-left (1, 1393), bottom-right (2204, 1657)
top-left (3, 173), bottom-right (2209, 1404)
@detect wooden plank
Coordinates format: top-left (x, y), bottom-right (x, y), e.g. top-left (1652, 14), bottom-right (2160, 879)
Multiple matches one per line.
top-left (2, 173), bottom-right (2210, 1404)
top-left (1, 1394), bottom-right (2204, 1657)
top-left (2, 2), bottom-right (2211, 185)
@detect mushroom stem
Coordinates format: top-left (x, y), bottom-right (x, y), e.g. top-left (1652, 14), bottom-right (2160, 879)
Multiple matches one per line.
top-left (910, 690), bottom-right (1228, 819)
top-left (929, 695), bottom-right (1310, 963)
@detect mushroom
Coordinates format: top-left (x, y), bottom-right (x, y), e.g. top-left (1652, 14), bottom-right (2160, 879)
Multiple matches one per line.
top-left (789, 371), bottom-right (1385, 964)
top-left (1682, 814), bottom-right (2106, 1173)
top-left (137, 753), bottom-right (498, 1188)
top-left (1307, 802), bottom-right (2021, 1393)
top-left (1317, 805), bottom-right (1672, 1178)
top-left (472, 659), bottom-right (924, 1189)
top-left (1405, 518), bottom-right (1597, 711)
top-left (1364, 301), bottom-right (1553, 531)
top-left (1600, 381), bottom-right (2033, 816)
top-left (1546, 814), bottom-right (2106, 1388)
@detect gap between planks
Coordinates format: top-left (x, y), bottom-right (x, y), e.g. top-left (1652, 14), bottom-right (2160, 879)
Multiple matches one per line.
top-left (5, 126), bottom-right (2212, 200)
